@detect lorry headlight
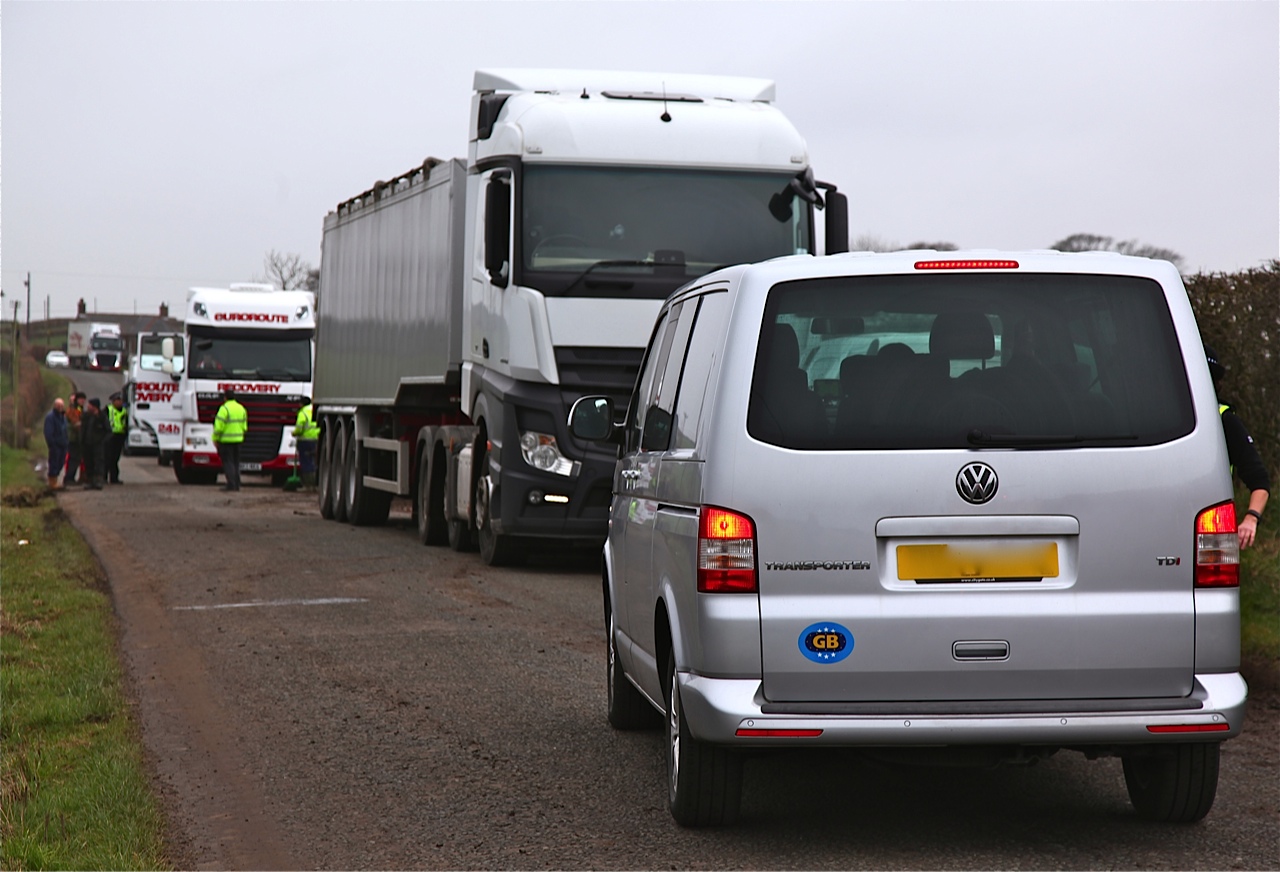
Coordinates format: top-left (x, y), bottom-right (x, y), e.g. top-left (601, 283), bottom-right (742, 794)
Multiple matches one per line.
top-left (519, 431), bottom-right (578, 477)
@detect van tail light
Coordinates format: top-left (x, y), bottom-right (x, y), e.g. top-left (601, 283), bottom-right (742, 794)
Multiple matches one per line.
top-left (698, 506), bottom-right (757, 593)
top-left (1195, 501), bottom-right (1239, 588)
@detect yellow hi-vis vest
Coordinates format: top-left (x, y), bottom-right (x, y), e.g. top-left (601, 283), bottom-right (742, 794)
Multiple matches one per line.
top-left (1220, 403), bottom-right (1234, 476)
top-left (213, 400), bottom-right (248, 444)
top-left (108, 405), bottom-right (127, 434)
top-left (294, 404), bottom-right (320, 441)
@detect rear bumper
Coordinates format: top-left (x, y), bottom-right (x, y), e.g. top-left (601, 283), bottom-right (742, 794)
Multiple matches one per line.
top-left (678, 671), bottom-right (1247, 746)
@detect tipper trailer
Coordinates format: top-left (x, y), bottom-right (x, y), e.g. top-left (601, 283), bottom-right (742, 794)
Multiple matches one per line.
top-left (315, 68), bottom-right (848, 565)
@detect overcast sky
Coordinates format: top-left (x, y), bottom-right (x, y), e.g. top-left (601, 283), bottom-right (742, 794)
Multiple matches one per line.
top-left (3, 1), bottom-right (1277, 320)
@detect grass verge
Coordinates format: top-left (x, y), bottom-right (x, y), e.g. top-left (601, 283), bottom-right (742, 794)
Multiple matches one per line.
top-left (1239, 488), bottom-right (1280, 689)
top-left (1, 441), bottom-right (170, 869)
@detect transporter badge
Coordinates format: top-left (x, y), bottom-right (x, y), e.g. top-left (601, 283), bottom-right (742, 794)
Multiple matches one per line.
top-left (799, 622), bottom-right (853, 664)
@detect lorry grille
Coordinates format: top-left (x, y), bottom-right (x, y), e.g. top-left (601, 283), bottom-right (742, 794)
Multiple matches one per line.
top-left (197, 392), bottom-right (307, 462)
top-left (554, 346), bottom-right (644, 394)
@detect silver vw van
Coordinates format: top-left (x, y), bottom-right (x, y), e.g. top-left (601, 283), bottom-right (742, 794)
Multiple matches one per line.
top-left (569, 250), bottom-right (1245, 826)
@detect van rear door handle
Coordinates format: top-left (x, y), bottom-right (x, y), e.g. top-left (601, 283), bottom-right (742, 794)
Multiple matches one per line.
top-left (952, 640), bottom-right (1009, 661)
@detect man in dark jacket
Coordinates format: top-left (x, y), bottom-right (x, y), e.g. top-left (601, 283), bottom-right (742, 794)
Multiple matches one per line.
top-left (43, 398), bottom-right (69, 490)
top-left (1207, 346), bottom-right (1270, 549)
top-left (80, 397), bottom-right (110, 490)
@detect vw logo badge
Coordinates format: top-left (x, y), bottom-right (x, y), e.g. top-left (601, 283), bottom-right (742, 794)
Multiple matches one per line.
top-left (956, 462), bottom-right (998, 504)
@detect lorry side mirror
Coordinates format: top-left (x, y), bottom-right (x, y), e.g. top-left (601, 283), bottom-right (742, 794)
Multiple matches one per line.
top-left (820, 185), bottom-right (849, 255)
top-left (162, 361), bottom-right (174, 375)
top-left (161, 337), bottom-right (175, 360)
top-left (485, 174), bottom-right (511, 288)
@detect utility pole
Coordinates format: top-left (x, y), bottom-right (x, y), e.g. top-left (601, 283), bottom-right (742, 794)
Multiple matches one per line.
top-left (11, 300), bottom-right (21, 446)
top-left (23, 272), bottom-right (31, 340)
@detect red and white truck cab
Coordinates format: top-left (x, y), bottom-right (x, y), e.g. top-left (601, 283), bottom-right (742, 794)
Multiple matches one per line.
top-left (167, 284), bottom-right (316, 485)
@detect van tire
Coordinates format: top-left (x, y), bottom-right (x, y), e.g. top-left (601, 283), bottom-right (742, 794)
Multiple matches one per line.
top-left (607, 609), bottom-right (657, 730)
top-left (665, 652), bottom-right (741, 827)
top-left (1122, 742), bottom-right (1220, 822)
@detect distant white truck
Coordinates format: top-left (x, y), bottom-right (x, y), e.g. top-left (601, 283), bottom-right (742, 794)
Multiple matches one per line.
top-left (67, 321), bottom-right (125, 370)
top-left (123, 332), bottom-right (185, 463)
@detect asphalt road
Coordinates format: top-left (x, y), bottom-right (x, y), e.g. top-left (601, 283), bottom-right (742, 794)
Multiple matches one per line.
top-left (55, 452), bottom-right (1280, 871)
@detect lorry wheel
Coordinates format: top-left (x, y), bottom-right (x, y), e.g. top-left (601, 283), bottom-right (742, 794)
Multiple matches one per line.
top-left (1122, 743), bottom-right (1219, 822)
top-left (665, 651), bottom-right (742, 827)
top-left (475, 456), bottom-right (525, 566)
top-left (345, 426), bottom-right (391, 527)
top-left (330, 419), bottom-right (349, 522)
top-left (416, 449), bottom-right (447, 545)
top-left (318, 426), bottom-right (335, 519)
top-left (174, 464), bottom-right (190, 485)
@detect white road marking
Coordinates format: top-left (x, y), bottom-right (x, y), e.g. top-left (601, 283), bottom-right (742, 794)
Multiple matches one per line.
top-left (172, 597), bottom-right (368, 611)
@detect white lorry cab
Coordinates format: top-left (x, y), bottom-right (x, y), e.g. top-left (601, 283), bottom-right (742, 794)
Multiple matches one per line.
top-left (68, 321), bottom-right (125, 370)
top-left (123, 332), bottom-right (185, 463)
top-left (168, 284), bottom-right (315, 486)
top-left (315, 69), bottom-right (848, 564)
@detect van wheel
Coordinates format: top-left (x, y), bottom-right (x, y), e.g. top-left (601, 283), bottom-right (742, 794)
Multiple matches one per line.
top-left (474, 454), bottom-right (525, 567)
top-left (665, 652), bottom-right (741, 826)
top-left (1122, 743), bottom-right (1220, 822)
top-left (607, 609), bottom-right (657, 730)
top-left (416, 449), bottom-right (447, 545)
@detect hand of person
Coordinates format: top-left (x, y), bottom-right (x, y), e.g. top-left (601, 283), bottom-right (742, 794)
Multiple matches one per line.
top-left (1238, 514), bottom-right (1258, 549)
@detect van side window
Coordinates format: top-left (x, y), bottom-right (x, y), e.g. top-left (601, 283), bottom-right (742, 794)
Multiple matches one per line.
top-left (625, 307), bottom-right (675, 454)
top-left (643, 299), bottom-right (700, 452)
top-left (673, 291), bottom-right (729, 449)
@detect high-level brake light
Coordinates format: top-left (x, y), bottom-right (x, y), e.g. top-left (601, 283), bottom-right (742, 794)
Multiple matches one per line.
top-left (698, 506), bottom-right (757, 593)
top-left (915, 260), bottom-right (1020, 270)
top-left (1195, 501), bottom-right (1239, 587)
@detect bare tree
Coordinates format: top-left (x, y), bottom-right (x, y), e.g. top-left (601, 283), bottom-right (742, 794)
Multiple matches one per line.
top-left (1050, 234), bottom-right (1184, 270)
top-left (258, 250), bottom-right (314, 290)
top-left (852, 235), bottom-right (960, 253)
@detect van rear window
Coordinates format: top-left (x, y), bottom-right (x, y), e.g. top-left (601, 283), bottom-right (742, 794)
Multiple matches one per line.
top-left (747, 273), bottom-right (1194, 450)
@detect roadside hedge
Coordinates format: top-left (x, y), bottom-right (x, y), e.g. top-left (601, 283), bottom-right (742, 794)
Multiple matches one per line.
top-left (1185, 261), bottom-right (1279, 478)
top-left (0, 343), bottom-right (50, 450)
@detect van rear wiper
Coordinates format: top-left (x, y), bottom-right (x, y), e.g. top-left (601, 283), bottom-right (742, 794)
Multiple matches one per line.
top-left (966, 430), bottom-right (1139, 448)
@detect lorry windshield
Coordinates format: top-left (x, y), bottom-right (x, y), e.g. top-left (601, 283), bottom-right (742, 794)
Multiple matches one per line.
top-left (188, 333), bottom-right (312, 381)
top-left (747, 273), bottom-right (1195, 450)
top-left (138, 335), bottom-right (185, 372)
top-left (521, 166), bottom-right (811, 298)
top-left (91, 337), bottom-right (124, 351)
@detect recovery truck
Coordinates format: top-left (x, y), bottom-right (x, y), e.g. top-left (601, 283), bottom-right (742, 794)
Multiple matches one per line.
top-left (165, 284), bottom-right (315, 485)
top-left (123, 331), bottom-right (185, 462)
top-left (67, 321), bottom-right (125, 370)
top-left (315, 68), bottom-right (848, 565)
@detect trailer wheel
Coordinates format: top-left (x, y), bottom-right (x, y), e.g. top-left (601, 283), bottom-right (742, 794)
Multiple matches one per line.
top-left (318, 424), bottom-right (335, 519)
top-left (416, 448), bottom-right (447, 545)
top-left (345, 425), bottom-right (391, 527)
top-left (330, 418), bottom-right (349, 522)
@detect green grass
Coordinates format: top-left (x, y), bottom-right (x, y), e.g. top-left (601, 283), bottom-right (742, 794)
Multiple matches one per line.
top-left (1240, 491), bottom-right (1280, 666)
top-left (2, 392), bottom-right (171, 868)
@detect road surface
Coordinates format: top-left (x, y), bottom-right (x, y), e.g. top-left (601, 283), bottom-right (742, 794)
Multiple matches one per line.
top-left (55, 451), bottom-right (1280, 870)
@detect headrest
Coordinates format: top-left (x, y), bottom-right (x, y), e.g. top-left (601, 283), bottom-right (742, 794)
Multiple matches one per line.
top-left (771, 323), bottom-right (801, 369)
top-left (929, 312), bottom-right (995, 360)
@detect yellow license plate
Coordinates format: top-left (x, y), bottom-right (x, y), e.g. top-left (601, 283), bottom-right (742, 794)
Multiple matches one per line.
top-left (897, 542), bottom-right (1059, 583)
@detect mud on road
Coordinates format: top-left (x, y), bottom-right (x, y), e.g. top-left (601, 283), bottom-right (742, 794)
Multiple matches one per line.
top-left (59, 455), bottom-right (1279, 870)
